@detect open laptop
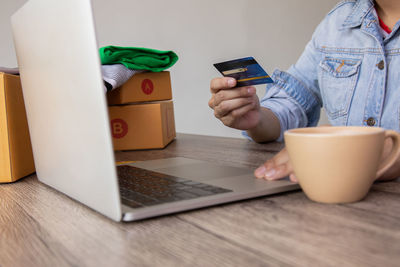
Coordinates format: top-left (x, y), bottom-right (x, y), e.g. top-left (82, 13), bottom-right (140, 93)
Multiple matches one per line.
top-left (11, 0), bottom-right (299, 221)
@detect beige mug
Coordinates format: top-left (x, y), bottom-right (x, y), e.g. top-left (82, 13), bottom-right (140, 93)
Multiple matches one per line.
top-left (284, 126), bottom-right (400, 203)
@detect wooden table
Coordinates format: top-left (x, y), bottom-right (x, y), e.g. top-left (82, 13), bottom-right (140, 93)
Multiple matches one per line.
top-left (0, 133), bottom-right (399, 267)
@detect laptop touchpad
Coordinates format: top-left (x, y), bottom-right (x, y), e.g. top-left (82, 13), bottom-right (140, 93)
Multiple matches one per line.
top-left (155, 162), bottom-right (253, 182)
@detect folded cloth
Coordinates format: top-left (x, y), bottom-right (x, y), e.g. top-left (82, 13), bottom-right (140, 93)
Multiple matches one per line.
top-left (0, 67), bottom-right (19, 75)
top-left (102, 64), bottom-right (143, 91)
top-left (99, 46), bottom-right (178, 72)
top-left (1, 65), bottom-right (125, 93)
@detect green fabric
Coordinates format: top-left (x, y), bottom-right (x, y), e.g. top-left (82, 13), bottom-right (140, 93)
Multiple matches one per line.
top-left (99, 46), bottom-right (178, 72)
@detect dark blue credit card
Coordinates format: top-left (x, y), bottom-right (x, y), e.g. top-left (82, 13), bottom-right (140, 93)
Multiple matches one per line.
top-left (213, 57), bottom-right (273, 87)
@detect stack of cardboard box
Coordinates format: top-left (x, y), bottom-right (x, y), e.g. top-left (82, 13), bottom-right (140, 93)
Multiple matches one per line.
top-left (0, 70), bottom-right (176, 183)
top-left (107, 71), bottom-right (176, 151)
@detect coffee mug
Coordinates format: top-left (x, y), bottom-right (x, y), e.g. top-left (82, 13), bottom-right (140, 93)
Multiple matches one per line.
top-left (284, 126), bottom-right (400, 203)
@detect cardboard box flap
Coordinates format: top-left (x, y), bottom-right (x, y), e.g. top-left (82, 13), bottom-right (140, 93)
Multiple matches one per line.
top-left (0, 72), bottom-right (35, 182)
top-left (4, 74), bottom-right (35, 180)
top-left (0, 73), bottom-right (12, 180)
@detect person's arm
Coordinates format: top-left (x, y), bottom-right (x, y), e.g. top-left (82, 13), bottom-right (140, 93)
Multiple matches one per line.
top-left (253, 9), bottom-right (331, 180)
top-left (246, 107), bottom-right (281, 143)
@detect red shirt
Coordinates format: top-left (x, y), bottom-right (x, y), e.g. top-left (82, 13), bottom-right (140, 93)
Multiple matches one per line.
top-left (378, 16), bottom-right (392, 34)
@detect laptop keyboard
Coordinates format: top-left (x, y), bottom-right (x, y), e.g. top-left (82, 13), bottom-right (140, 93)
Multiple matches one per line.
top-left (117, 165), bottom-right (233, 209)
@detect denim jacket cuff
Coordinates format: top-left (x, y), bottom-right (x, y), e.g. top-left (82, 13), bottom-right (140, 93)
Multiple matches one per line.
top-left (271, 69), bottom-right (321, 122)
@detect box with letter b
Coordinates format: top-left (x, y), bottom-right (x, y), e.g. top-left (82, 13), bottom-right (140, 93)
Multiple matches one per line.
top-left (108, 101), bottom-right (176, 151)
top-left (0, 72), bottom-right (35, 183)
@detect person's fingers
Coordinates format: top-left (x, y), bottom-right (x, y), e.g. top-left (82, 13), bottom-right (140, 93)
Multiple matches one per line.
top-left (228, 99), bottom-right (258, 118)
top-left (270, 148), bottom-right (290, 166)
top-left (255, 159), bottom-right (278, 179)
top-left (289, 173), bottom-right (298, 183)
top-left (214, 97), bottom-right (254, 119)
top-left (218, 101), bottom-right (258, 127)
top-left (210, 77), bottom-right (236, 94)
top-left (208, 96), bottom-right (215, 109)
top-left (213, 86), bottom-right (256, 107)
top-left (208, 87), bottom-right (255, 113)
top-left (264, 161), bottom-right (292, 181)
top-left (254, 148), bottom-right (293, 180)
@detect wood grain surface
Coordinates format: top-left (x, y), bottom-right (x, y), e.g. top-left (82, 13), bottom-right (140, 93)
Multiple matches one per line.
top-left (0, 133), bottom-right (399, 267)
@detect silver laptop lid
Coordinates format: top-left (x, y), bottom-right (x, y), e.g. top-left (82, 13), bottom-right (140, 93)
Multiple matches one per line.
top-left (11, 0), bottom-right (122, 221)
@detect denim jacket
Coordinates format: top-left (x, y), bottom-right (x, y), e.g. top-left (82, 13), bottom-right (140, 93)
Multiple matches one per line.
top-left (251, 0), bottom-right (400, 141)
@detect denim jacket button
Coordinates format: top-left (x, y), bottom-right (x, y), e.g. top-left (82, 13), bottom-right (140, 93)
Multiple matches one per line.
top-left (366, 117), bottom-right (376, 126)
top-left (377, 60), bottom-right (385, 70)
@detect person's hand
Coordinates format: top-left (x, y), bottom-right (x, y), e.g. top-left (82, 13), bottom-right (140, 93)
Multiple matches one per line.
top-left (208, 77), bottom-right (261, 130)
top-left (254, 147), bottom-right (298, 182)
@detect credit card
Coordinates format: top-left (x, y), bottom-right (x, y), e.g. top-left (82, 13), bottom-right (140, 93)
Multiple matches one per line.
top-left (213, 57), bottom-right (273, 87)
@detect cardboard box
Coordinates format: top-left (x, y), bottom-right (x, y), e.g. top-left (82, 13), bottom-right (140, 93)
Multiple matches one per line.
top-left (107, 71), bottom-right (172, 105)
top-left (108, 101), bottom-right (176, 151)
top-left (0, 73), bottom-right (35, 183)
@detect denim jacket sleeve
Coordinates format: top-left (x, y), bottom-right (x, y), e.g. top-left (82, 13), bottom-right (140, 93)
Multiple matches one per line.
top-left (242, 86), bottom-right (309, 142)
top-left (243, 19), bottom-right (324, 142)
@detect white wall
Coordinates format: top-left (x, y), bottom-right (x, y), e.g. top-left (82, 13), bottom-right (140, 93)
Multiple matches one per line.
top-left (0, 0), bottom-right (27, 66)
top-left (1, 0), bottom-right (336, 138)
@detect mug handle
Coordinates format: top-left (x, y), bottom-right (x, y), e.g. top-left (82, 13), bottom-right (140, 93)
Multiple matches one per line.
top-left (376, 130), bottom-right (400, 178)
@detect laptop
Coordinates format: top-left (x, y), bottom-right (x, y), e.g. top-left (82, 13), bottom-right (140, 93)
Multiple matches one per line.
top-left (11, 0), bottom-right (299, 221)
